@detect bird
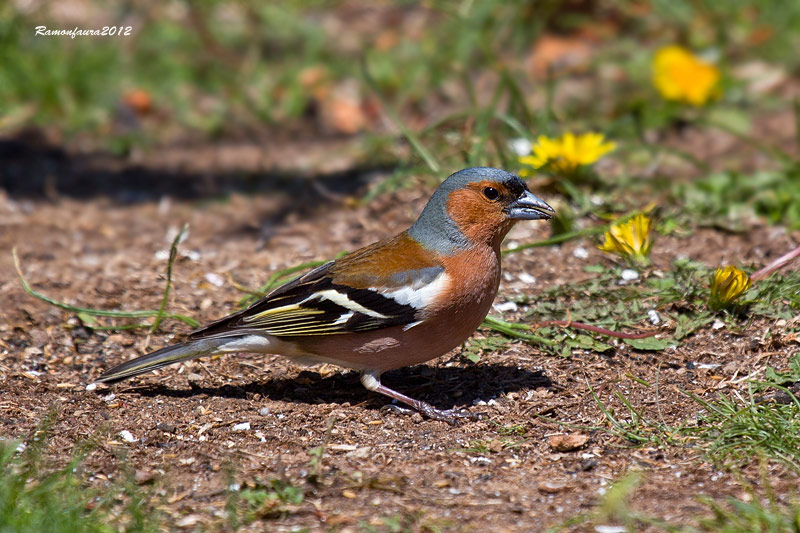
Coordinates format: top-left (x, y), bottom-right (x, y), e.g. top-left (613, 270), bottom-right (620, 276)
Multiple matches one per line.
top-left (97, 167), bottom-right (554, 423)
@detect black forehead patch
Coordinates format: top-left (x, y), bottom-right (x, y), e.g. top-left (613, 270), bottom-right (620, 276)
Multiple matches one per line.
top-left (500, 175), bottom-right (528, 197)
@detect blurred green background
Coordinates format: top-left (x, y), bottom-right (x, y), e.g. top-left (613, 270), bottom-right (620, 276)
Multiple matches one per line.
top-left (1, 1), bottom-right (797, 149)
top-left (2, 0), bottom-right (800, 222)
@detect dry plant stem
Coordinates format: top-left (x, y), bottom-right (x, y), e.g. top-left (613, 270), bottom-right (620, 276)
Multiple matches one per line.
top-left (12, 247), bottom-right (199, 328)
top-left (534, 320), bottom-right (660, 339)
top-left (150, 223), bottom-right (188, 333)
top-left (751, 244), bottom-right (800, 281)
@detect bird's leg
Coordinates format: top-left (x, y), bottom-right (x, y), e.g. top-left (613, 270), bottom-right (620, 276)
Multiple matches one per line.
top-left (360, 371), bottom-right (483, 425)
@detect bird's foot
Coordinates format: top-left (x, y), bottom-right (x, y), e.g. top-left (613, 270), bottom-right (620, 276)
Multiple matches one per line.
top-left (380, 402), bottom-right (485, 425)
top-left (362, 371), bottom-right (484, 425)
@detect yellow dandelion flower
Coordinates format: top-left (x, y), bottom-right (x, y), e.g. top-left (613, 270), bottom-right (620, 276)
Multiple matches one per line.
top-left (652, 45), bottom-right (721, 106)
top-left (519, 132), bottom-right (616, 176)
top-left (597, 214), bottom-right (653, 266)
top-left (708, 265), bottom-right (751, 310)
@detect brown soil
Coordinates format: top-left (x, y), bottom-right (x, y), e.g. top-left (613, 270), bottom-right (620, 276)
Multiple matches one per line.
top-left (1, 134), bottom-right (799, 532)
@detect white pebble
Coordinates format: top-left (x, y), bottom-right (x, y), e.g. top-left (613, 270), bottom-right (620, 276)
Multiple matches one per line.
top-left (85, 383), bottom-right (97, 391)
top-left (572, 247), bottom-right (589, 259)
top-left (258, 407), bottom-right (271, 416)
top-left (102, 393), bottom-right (116, 403)
top-left (204, 273), bottom-right (225, 287)
top-left (647, 310), bottom-right (661, 325)
top-left (119, 430), bottom-right (136, 443)
top-left (595, 527), bottom-right (627, 533)
top-left (232, 422), bottom-right (251, 431)
top-left (621, 269), bottom-right (639, 281)
top-left (712, 319), bottom-right (725, 330)
top-left (493, 301), bottom-right (518, 313)
top-left (518, 272), bottom-right (536, 284)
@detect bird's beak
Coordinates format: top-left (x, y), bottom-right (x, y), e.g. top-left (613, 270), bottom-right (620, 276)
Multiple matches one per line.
top-left (507, 191), bottom-right (555, 220)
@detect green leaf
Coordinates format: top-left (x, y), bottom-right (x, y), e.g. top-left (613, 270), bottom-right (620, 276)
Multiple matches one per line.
top-left (623, 337), bottom-right (672, 351)
top-left (583, 264), bottom-right (606, 273)
top-left (566, 334), bottom-right (613, 352)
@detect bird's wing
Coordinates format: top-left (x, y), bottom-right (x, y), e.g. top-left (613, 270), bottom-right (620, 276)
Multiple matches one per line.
top-left (189, 233), bottom-right (449, 340)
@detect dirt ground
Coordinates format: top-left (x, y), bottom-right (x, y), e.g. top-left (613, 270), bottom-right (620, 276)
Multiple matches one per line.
top-left (1, 134), bottom-right (799, 532)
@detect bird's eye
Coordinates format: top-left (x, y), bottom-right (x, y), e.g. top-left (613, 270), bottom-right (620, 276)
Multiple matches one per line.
top-left (483, 187), bottom-right (499, 201)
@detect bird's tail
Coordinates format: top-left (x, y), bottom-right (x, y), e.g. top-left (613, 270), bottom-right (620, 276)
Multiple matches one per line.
top-left (96, 336), bottom-right (258, 383)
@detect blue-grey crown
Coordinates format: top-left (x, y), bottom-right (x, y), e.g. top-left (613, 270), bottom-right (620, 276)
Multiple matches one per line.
top-left (408, 167), bottom-right (527, 254)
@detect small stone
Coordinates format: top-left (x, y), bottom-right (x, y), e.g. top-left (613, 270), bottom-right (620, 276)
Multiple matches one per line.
top-left (595, 526), bottom-right (627, 533)
top-left (204, 272), bottom-right (225, 287)
top-left (119, 430), bottom-right (136, 443)
top-left (518, 272), bottom-right (536, 284)
top-left (647, 310), bottom-right (661, 325)
top-left (232, 422), bottom-right (250, 431)
top-left (156, 422), bottom-right (177, 433)
top-left (258, 407), bottom-right (271, 416)
top-left (548, 433), bottom-right (589, 452)
top-left (175, 515), bottom-right (203, 527)
top-left (620, 269), bottom-right (639, 281)
top-left (85, 383), bottom-right (97, 391)
top-left (346, 446), bottom-right (372, 459)
top-left (134, 470), bottom-right (156, 484)
top-left (493, 301), bottom-right (518, 313)
top-left (712, 319), bottom-right (725, 330)
top-left (572, 247), bottom-right (589, 259)
top-left (538, 479), bottom-right (568, 493)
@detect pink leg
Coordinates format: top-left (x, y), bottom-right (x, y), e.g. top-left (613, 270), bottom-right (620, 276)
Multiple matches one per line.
top-left (360, 371), bottom-right (483, 425)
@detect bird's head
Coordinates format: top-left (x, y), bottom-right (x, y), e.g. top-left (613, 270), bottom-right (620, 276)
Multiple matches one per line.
top-left (409, 167), bottom-right (554, 253)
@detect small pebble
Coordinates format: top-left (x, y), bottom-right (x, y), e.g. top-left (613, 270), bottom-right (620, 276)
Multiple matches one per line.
top-left (232, 422), bottom-right (251, 431)
top-left (572, 247), bottom-right (589, 259)
top-left (204, 272), bottom-right (225, 287)
top-left (712, 319), bottom-right (725, 330)
top-left (647, 310), bottom-right (661, 325)
top-left (134, 470), bottom-right (156, 484)
top-left (620, 269), bottom-right (639, 281)
top-left (258, 407), bottom-right (271, 416)
top-left (518, 272), bottom-right (536, 284)
top-left (85, 383), bottom-right (97, 391)
top-left (493, 301), bottom-right (518, 313)
top-left (119, 430), bottom-right (136, 443)
top-left (595, 526), bottom-right (627, 533)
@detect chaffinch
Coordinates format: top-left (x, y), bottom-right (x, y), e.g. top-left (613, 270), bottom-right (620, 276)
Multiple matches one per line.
top-left (98, 167), bottom-right (554, 422)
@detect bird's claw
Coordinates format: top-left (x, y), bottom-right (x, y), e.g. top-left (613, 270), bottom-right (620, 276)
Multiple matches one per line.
top-left (380, 403), bottom-right (485, 425)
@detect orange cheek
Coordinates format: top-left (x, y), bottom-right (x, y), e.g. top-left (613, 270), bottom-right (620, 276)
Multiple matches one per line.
top-left (446, 189), bottom-right (508, 244)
